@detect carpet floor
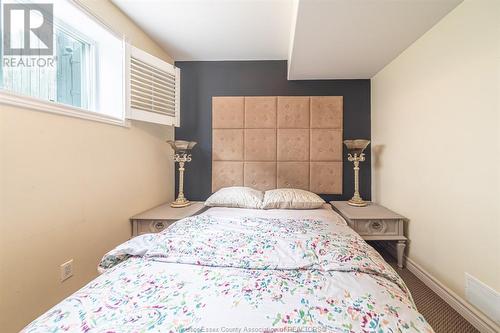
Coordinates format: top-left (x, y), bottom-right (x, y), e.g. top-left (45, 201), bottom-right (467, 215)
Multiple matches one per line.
top-left (374, 245), bottom-right (479, 333)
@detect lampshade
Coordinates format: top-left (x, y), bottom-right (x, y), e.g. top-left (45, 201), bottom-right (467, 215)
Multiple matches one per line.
top-left (343, 139), bottom-right (370, 155)
top-left (167, 140), bottom-right (197, 154)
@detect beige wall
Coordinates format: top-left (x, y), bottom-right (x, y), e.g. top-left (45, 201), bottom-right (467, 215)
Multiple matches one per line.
top-left (372, 0), bottom-right (499, 315)
top-left (0, 1), bottom-right (174, 332)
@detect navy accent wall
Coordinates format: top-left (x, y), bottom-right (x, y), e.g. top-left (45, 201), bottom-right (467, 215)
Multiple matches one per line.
top-left (174, 60), bottom-right (371, 202)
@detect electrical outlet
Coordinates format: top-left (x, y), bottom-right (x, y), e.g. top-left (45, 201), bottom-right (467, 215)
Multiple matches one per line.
top-left (60, 259), bottom-right (73, 282)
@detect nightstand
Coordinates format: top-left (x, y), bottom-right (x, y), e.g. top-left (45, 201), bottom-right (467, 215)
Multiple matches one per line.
top-left (330, 201), bottom-right (407, 268)
top-left (130, 202), bottom-right (207, 237)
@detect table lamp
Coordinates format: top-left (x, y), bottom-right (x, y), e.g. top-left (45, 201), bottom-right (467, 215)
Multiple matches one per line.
top-left (167, 140), bottom-right (197, 208)
top-left (344, 139), bottom-right (370, 207)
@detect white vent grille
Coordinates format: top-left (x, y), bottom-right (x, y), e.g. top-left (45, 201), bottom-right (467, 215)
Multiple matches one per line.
top-left (127, 46), bottom-right (180, 126)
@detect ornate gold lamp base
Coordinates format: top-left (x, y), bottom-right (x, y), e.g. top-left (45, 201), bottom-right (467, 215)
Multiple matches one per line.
top-left (171, 159), bottom-right (192, 208)
top-left (171, 197), bottom-right (191, 208)
top-left (348, 196), bottom-right (369, 207)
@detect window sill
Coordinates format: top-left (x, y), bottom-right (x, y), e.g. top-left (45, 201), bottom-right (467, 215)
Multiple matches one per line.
top-left (0, 90), bottom-right (130, 128)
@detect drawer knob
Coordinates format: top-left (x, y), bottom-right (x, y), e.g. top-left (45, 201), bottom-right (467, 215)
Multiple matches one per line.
top-left (371, 221), bottom-right (382, 230)
top-left (155, 222), bottom-right (165, 230)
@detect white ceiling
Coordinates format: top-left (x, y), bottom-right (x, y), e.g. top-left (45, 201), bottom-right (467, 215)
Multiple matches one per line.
top-left (113, 0), bottom-right (462, 79)
top-left (288, 0), bottom-right (463, 79)
top-left (113, 0), bottom-right (293, 61)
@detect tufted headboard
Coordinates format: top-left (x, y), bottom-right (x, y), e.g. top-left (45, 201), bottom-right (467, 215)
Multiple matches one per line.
top-left (212, 96), bottom-right (343, 194)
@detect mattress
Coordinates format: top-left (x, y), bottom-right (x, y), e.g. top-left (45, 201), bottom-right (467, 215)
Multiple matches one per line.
top-left (22, 205), bottom-right (433, 333)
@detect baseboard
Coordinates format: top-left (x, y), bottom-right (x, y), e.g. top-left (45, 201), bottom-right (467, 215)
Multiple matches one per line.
top-left (380, 243), bottom-right (499, 333)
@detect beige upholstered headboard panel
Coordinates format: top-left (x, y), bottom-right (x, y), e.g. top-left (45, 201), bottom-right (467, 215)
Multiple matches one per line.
top-left (212, 96), bottom-right (343, 194)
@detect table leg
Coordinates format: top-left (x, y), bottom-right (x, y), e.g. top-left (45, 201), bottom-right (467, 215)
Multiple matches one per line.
top-left (396, 240), bottom-right (406, 268)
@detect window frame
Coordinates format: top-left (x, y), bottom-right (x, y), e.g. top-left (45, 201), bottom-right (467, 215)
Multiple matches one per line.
top-left (0, 88), bottom-right (128, 126)
top-left (0, 0), bottom-right (129, 127)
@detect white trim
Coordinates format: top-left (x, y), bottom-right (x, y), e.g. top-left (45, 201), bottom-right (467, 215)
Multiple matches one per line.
top-left (124, 42), bottom-right (132, 119)
top-left (174, 66), bottom-right (181, 127)
top-left (381, 243), bottom-right (500, 333)
top-left (127, 108), bottom-right (177, 126)
top-left (405, 257), bottom-right (500, 333)
top-left (0, 90), bottom-right (129, 127)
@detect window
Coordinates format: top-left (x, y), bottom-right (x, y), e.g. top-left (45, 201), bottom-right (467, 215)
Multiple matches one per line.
top-left (0, 0), bottom-right (125, 125)
top-left (2, 15), bottom-right (94, 109)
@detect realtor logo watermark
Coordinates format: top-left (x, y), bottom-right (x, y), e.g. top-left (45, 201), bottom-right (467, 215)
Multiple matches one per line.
top-left (3, 3), bottom-right (53, 55)
top-left (2, 2), bottom-right (56, 68)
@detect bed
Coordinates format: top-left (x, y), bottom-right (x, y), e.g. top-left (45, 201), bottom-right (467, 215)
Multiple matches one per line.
top-left (22, 204), bottom-right (433, 333)
top-left (23, 97), bottom-right (432, 332)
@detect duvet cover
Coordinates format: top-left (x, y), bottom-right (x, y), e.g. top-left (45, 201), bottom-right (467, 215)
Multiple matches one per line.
top-left (22, 206), bottom-right (433, 333)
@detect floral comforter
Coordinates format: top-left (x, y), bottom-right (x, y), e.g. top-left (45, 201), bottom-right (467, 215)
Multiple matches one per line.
top-left (23, 210), bottom-right (433, 333)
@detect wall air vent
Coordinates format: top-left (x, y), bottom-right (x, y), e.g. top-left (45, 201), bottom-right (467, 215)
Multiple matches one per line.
top-left (127, 46), bottom-right (180, 126)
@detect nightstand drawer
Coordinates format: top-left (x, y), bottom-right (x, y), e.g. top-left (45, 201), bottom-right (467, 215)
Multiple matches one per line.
top-left (330, 201), bottom-right (407, 268)
top-left (136, 219), bottom-right (175, 235)
top-left (130, 202), bottom-right (207, 237)
top-left (349, 219), bottom-right (402, 236)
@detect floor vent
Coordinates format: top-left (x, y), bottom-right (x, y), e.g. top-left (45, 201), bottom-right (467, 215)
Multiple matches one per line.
top-left (465, 273), bottom-right (500, 325)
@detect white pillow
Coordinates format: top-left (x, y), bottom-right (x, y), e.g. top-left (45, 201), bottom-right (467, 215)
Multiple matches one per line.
top-left (262, 188), bottom-right (325, 209)
top-left (205, 186), bottom-right (264, 209)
